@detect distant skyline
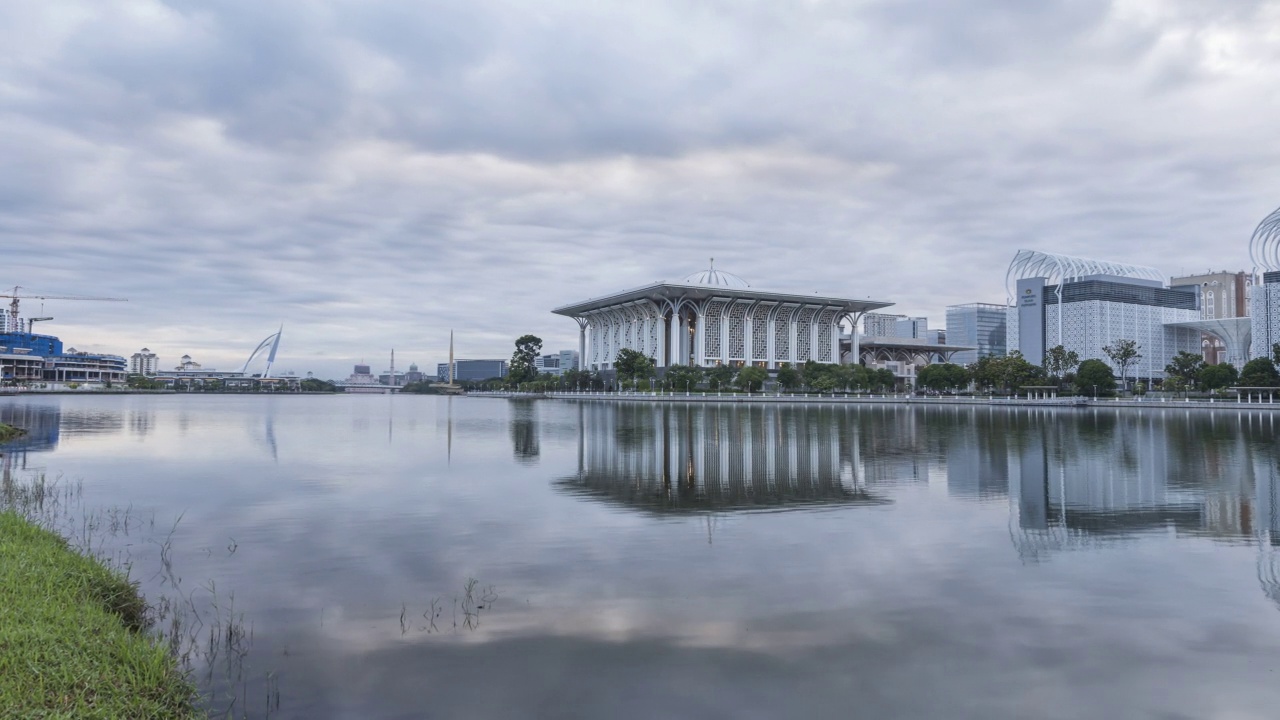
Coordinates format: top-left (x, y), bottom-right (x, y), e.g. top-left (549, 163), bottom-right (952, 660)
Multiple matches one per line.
top-left (3, 1), bottom-right (1278, 379)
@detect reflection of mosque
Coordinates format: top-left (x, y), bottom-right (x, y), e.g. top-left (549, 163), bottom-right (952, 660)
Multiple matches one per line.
top-left (556, 403), bottom-right (894, 513)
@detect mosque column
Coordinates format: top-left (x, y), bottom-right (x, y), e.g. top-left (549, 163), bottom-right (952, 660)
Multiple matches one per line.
top-left (830, 310), bottom-right (841, 364)
top-left (788, 309), bottom-right (800, 365)
top-left (694, 309), bottom-right (706, 366)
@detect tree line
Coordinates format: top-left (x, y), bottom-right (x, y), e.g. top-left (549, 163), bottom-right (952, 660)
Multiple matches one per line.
top-left (477, 333), bottom-right (1280, 395)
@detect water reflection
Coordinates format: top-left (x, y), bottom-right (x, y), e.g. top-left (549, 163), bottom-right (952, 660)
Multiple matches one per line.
top-left (510, 401), bottom-right (540, 464)
top-left (556, 403), bottom-right (889, 513)
top-left (8, 396), bottom-right (1280, 718)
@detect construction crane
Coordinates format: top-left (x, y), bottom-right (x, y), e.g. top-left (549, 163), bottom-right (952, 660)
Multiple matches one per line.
top-left (1, 286), bottom-right (128, 332)
top-left (26, 317), bottom-right (53, 333)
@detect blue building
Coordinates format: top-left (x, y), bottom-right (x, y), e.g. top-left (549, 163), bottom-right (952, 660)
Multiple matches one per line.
top-left (0, 331), bottom-right (127, 386)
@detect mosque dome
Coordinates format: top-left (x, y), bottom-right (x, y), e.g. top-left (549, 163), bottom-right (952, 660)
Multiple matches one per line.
top-left (681, 259), bottom-right (750, 288)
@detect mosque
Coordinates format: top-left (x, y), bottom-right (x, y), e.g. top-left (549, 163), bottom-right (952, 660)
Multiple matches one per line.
top-left (552, 261), bottom-right (893, 371)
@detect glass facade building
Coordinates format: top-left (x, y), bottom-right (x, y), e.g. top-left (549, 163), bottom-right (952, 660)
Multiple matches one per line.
top-left (945, 303), bottom-right (1007, 366)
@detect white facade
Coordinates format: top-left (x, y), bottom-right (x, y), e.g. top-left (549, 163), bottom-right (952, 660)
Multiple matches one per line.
top-left (129, 348), bottom-right (158, 376)
top-left (1251, 275), bottom-right (1280, 360)
top-left (1008, 298), bottom-right (1200, 379)
top-left (863, 313), bottom-right (905, 337)
top-left (554, 265), bottom-right (892, 371)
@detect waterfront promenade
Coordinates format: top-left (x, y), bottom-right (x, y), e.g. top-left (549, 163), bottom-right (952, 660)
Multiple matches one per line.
top-left (468, 390), bottom-right (1280, 412)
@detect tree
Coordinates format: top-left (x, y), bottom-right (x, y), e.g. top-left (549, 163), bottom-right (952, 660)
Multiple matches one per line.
top-left (664, 364), bottom-right (703, 392)
top-left (614, 349), bottom-right (655, 383)
top-left (1164, 351), bottom-right (1204, 391)
top-left (1239, 357), bottom-right (1280, 387)
top-left (873, 368), bottom-right (898, 390)
top-left (970, 351), bottom-right (1043, 393)
top-left (736, 366), bottom-right (768, 392)
top-left (1075, 359), bottom-right (1117, 396)
top-left (706, 364), bottom-right (736, 391)
top-left (1043, 345), bottom-right (1080, 385)
top-left (1102, 339), bottom-right (1142, 392)
top-left (917, 363), bottom-right (971, 392)
top-left (508, 334), bottom-right (543, 385)
top-left (1198, 362), bottom-right (1238, 391)
top-left (775, 364), bottom-right (801, 391)
top-left (829, 364), bottom-right (856, 392)
top-left (300, 378), bottom-right (339, 392)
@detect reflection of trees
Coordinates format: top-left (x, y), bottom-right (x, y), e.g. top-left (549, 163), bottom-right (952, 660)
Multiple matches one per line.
top-left (509, 401), bottom-right (540, 464)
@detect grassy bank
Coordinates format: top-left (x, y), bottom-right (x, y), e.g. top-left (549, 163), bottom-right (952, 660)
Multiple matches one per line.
top-left (0, 511), bottom-right (198, 719)
top-left (0, 423), bottom-right (24, 443)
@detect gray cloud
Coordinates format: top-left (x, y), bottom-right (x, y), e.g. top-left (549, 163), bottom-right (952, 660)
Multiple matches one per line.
top-left (1, 0), bottom-right (1278, 377)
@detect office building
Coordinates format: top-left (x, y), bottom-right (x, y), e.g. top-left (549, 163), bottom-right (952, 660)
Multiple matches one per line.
top-left (557, 349), bottom-right (580, 372)
top-left (436, 359), bottom-right (508, 382)
top-left (1006, 250), bottom-right (1200, 381)
top-left (945, 303), bottom-right (1008, 365)
top-left (862, 313), bottom-right (906, 338)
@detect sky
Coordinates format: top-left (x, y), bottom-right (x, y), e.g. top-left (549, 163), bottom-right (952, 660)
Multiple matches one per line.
top-left (2, 0), bottom-right (1279, 379)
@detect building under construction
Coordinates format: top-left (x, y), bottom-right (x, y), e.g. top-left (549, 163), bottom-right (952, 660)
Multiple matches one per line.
top-left (0, 330), bottom-right (128, 386)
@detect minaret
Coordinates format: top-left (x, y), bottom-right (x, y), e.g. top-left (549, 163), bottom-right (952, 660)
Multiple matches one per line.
top-left (448, 330), bottom-right (455, 385)
top-left (390, 349), bottom-right (396, 387)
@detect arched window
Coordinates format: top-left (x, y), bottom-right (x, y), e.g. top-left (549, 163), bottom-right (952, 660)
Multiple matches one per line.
top-left (1206, 290), bottom-right (1215, 318)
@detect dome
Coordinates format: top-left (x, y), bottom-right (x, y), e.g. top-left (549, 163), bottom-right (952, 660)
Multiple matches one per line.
top-left (682, 259), bottom-right (750, 288)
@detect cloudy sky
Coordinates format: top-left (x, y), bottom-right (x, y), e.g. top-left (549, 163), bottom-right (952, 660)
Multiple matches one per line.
top-left (3, 0), bottom-right (1278, 378)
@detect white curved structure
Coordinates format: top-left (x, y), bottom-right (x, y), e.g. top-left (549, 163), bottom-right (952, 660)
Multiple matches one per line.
top-left (242, 326), bottom-right (282, 378)
top-left (1249, 205), bottom-right (1280, 272)
top-left (553, 265), bottom-right (892, 371)
top-left (1165, 317), bottom-right (1252, 368)
top-left (1005, 249), bottom-right (1164, 302)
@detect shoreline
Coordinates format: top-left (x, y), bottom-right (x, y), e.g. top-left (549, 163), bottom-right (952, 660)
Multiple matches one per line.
top-left (467, 391), bottom-right (1280, 412)
top-left (0, 510), bottom-right (199, 718)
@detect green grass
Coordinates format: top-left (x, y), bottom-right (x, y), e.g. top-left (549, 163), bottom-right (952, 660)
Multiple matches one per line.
top-left (0, 424), bottom-right (24, 443)
top-left (0, 511), bottom-right (199, 719)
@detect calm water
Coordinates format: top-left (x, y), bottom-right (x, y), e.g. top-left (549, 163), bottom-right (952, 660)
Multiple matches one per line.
top-left (4, 395), bottom-right (1280, 719)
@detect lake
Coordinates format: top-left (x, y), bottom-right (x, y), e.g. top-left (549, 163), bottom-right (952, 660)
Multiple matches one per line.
top-left (3, 395), bottom-right (1280, 719)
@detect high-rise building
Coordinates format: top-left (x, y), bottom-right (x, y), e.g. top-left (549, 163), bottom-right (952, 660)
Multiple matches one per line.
top-left (557, 349), bottom-right (580, 372)
top-left (893, 317), bottom-right (929, 339)
top-left (129, 348), bottom-right (159, 376)
top-left (1170, 270), bottom-right (1255, 364)
top-left (863, 313), bottom-right (906, 337)
top-left (945, 304), bottom-right (1008, 365)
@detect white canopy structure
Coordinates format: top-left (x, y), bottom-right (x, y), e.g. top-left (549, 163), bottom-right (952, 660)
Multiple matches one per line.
top-left (553, 262), bottom-right (892, 371)
top-left (1165, 317), bottom-right (1252, 368)
top-left (1005, 249), bottom-right (1165, 302)
top-left (1249, 205), bottom-right (1280, 272)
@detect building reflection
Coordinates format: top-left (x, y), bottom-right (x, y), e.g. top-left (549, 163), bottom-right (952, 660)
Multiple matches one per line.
top-left (555, 403), bottom-right (891, 514)
top-left (989, 409), bottom-right (1278, 559)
